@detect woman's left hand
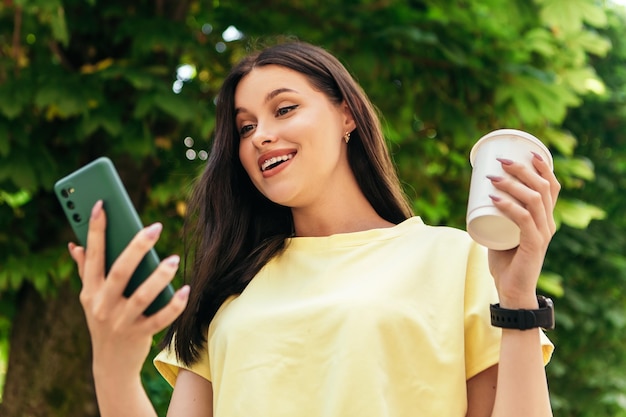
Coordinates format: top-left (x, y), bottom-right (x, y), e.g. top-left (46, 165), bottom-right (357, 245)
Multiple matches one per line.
top-left (487, 152), bottom-right (561, 307)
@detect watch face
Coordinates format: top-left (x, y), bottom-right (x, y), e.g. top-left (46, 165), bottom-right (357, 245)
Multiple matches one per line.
top-left (542, 297), bottom-right (555, 330)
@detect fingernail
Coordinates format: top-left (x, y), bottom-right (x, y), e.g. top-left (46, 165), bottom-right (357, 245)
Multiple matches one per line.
top-left (486, 175), bottom-right (503, 182)
top-left (496, 158), bottom-right (514, 165)
top-left (144, 222), bottom-right (163, 239)
top-left (489, 194), bottom-right (502, 202)
top-left (531, 151), bottom-right (544, 161)
top-left (164, 254), bottom-right (180, 267)
top-left (177, 285), bottom-right (190, 300)
top-left (91, 200), bottom-right (103, 219)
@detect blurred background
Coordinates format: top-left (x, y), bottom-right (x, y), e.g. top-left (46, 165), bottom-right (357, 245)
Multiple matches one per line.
top-left (1, 0), bottom-right (625, 415)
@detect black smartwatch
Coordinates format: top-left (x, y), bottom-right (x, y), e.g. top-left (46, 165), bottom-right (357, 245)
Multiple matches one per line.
top-left (490, 295), bottom-right (555, 330)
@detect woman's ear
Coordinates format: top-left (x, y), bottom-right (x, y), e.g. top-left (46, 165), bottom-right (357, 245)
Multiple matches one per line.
top-left (341, 101), bottom-right (357, 133)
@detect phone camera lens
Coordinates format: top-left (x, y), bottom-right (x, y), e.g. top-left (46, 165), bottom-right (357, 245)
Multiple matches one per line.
top-left (61, 189), bottom-right (69, 198)
top-left (66, 201), bottom-right (75, 210)
top-left (72, 213), bottom-right (82, 223)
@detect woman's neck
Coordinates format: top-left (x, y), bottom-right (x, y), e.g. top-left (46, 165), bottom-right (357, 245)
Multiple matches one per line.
top-left (291, 194), bottom-right (395, 237)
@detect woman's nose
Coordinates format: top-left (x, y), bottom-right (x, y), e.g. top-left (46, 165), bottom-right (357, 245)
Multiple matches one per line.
top-left (251, 126), bottom-right (278, 147)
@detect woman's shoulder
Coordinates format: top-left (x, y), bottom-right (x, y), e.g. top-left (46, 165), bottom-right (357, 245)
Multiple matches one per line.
top-left (399, 216), bottom-right (476, 244)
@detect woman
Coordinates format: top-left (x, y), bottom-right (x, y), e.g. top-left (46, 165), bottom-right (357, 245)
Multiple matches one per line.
top-left (68, 41), bottom-right (559, 417)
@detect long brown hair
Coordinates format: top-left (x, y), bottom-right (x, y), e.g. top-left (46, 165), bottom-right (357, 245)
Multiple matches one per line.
top-left (164, 41), bottom-right (413, 365)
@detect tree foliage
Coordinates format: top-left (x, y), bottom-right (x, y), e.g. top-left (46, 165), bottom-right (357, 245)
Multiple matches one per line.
top-left (543, 6), bottom-right (626, 415)
top-left (0, 0), bottom-right (624, 415)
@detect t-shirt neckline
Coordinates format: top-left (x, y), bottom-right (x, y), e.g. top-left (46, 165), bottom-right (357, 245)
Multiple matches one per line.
top-left (285, 216), bottom-right (424, 250)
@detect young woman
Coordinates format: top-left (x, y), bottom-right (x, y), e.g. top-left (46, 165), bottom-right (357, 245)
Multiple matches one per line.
top-left (68, 41), bottom-right (559, 417)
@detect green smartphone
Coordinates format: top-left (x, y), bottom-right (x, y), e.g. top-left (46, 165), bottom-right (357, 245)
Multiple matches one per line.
top-left (54, 157), bottom-right (174, 315)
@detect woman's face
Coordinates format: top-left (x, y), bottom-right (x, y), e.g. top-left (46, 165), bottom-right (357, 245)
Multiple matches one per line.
top-left (235, 65), bottom-right (356, 209)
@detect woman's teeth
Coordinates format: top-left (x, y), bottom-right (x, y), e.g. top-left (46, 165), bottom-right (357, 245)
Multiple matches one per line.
top-left (261, 154), bottom-right (294, 171)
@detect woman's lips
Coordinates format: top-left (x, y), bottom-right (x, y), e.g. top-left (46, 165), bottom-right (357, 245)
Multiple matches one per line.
top-left (257, 150), bottom-right (297, 172)
top-left (261, 153), bottom-right (294, 171)
top-left (258, 151), bottom-right (297, 178)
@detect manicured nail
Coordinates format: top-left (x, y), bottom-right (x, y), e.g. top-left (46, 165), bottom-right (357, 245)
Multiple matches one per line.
top-left (91, 200), bottom-right (103, 219)
top-left (496, 158), bottom-right (514, 165)
top-left (531, 151), bottom-right (544, 161)
top-left (144, 222), bottom-right (163, 239)
top-left (486, 175), bottom-right (503, 182)
top-left (164, 254), bottom-right (180, 267)
top-left (489, 194), bottom-right (502, 202)
top-left (177, 285), bottom-right (190, 300)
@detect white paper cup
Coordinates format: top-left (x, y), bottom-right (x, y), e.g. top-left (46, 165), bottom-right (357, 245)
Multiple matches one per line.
top-left (466, 129), bottom-right (553, 250)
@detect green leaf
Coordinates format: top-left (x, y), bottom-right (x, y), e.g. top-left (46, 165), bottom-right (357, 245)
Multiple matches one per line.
top-left (604, 308), bottom-right (626, 329)
top-left (555, 156), bottom-right (595, 181)
top-left (133, 94), bottom-right (155, 119)
top-left (511, 89), bottom-right (544, 124)
top-left (13, 171), bottom-right (38, 191)
top-left (561, 67), bottom-right (606, 95)
top-left (8, 162), bottom-right (37, 191)
top-left (56, 258), bottom-right (75, 281)
top-left (538, 271), bottom-right (564, 297)
top-left (35, 84), bottom-right (86, 118)
top-left (522, 28), bottom-right (556, 58)
top-left (123, 69), bottom-right (158, 90)
top-left (566, 30), bottom-right (612, 57)
top-left (554, 199), bottom-right (606, 229)
top-left (537, 0), bottom-right (607, 34)
top-left (8, 268), bottom-right (23, 290)
top-left (0, 82), bottom-right (31, 120)
top-left (496, 71), bottom-right (582, 125)
top-left (153, 92), bottom-right (197, 122)
top-left (0, 190), bottom-right (31, 208)
top-left (115, 121), bottom-right (155, 157)
top-left (49, 6), bottom-right (70, 47)
top-left (542, 129), bottom-right (578, 156)
top-left (79, 109), bottom-right (123, 137)
top-left (32, 270), bottom-right (48, 294)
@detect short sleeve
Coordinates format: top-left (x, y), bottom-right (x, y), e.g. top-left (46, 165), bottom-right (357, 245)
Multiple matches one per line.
top-left (463, 242), bottom-right (502, 379)
top-left (153, 337), bottom-right (212, 387)
top-left (539, 330), bottom-right (555, 364)
top-left (462, 242), bottom-right (554, 379)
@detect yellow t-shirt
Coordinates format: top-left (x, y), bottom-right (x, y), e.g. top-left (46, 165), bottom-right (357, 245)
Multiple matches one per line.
top-left (155, 217), bottom-right (553, 416)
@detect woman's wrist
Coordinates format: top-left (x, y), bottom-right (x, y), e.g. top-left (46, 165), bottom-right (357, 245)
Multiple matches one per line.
top-left (92, 358), bottom-right (142, 386)
top-left (497, 292), bottom-right (540, 309)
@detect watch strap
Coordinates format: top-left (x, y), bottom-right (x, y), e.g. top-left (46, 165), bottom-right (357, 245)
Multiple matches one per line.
top-left (490, 295), bottom-right (555, 330)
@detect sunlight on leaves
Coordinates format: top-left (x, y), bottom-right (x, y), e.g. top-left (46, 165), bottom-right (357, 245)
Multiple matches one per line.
top-left (555, 198), bottom-right (606, 229)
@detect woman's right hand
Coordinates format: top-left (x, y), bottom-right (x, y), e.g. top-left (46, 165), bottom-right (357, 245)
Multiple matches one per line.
top-left (68, 200), bottom-right (190, 381)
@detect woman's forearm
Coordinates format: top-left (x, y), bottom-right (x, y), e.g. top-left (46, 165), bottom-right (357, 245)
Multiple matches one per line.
top-left (93, 368), bottom-right (158, 417)
top-left (491, 297), bottom-right (553, 417)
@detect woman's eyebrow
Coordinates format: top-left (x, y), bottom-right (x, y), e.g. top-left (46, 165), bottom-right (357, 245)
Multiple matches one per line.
top-left (264, 87), bottom-right (298, 103)
top-left (235, 88), bottom-right (299, 115)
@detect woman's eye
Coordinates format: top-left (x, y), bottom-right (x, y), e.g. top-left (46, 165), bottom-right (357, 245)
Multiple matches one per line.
top-left (276, 104), bottom-right (298, 117)
top-left (239, 124), bottom-right (255, 137)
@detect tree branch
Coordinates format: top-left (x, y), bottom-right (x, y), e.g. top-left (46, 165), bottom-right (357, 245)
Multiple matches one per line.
top-left (48, 40), bottom-right (75, 71)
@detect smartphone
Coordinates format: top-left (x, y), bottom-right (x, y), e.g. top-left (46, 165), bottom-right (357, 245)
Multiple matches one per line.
top-left (54, 157), bottom-right (174, 315)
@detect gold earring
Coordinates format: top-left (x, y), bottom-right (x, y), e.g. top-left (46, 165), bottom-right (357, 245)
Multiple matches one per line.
top-left (343, 131), bottom-right (351, 143)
